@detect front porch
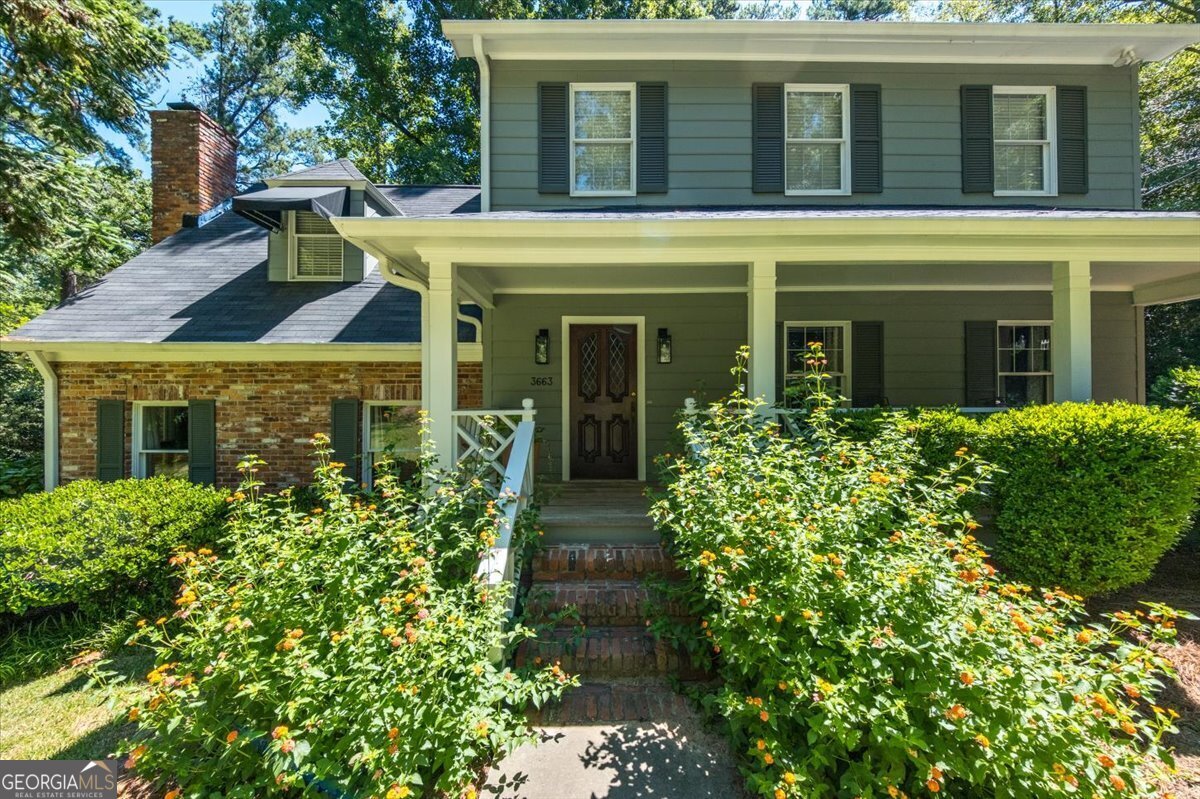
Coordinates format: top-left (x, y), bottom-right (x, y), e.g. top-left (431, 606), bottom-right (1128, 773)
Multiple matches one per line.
top-left (333, 209), bottom-right (1200, 480)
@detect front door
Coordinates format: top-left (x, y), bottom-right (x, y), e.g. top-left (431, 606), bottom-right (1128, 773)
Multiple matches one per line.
top-left (569, 324), bottom-right (637, 479)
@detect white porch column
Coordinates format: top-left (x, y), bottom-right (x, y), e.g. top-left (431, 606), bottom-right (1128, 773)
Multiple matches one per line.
top-left (747, 258), bottom-right (777, 405)
top-left (426, 259), bottom-right (458, 469)
top-left (1052, 259), bottom-right (1093, 402)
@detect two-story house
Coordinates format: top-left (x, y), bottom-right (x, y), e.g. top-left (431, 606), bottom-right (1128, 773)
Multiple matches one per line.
top-left (3, 20), bottom-right (1199, 491)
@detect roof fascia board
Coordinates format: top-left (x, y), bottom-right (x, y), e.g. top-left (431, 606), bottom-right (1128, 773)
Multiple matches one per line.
top-left (263, 178), bottom-right (402, 217)
top-left (0, 341), bottom-right (483, 362)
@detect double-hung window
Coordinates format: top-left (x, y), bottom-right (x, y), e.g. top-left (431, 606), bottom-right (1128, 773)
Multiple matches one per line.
top-left (993, 86), bottom-right (1057, 196)
top-left (782, 321), bottom-right (851, 405)
top-left (134, 403), bottom-right (189, 479)
top-left (784, 84), bottom-right (850, 196)
top-left (570, 83), bottom-right (636, 197)
top-left (363, 402), bottom-right (422, 485)
top-left (997, 322), bottom-right (1052, 405)
top-left (289, 210), bottom-right (344, 280)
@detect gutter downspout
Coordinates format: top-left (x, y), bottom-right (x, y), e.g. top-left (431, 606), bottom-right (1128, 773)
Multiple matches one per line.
top-left (473, 34), bottom-right (491, 213)
top-left (28, 352), bottom-right (58, 491)
top-left (380, 261), bottom-right (433, 414)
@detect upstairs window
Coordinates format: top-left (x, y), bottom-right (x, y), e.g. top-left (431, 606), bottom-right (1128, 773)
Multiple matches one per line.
top-left (785, 85), bottom-right (850, 196)
top-left (997, 322), bottom-right (1052, 405)
top-left (993, 87), bottom-right (1057, 196)
top-left (290, 210), bottom-right (344, 280)
top-left (570, 83), bottom-right (635, 197)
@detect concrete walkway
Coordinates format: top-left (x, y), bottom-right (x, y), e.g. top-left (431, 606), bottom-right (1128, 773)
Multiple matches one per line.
top-left (481, 719), bottom-right (744, 799)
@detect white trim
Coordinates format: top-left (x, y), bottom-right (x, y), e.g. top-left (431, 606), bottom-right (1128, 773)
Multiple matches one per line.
top-left (782, 321), bottom-right (852, 404)
top-left (992, 86), bottom-right (1057, 197)
top-left (28, 352), bottom-right (58, 490)
top-left (473, 34), bottom-right (491, 213)
top-left (569, 83), bottom-right (636, 198)
top-left (132, 401), bottom-right (189, 479)
top-left (362, 399), bottom-right (422, 488)
top-left (784, 84), bottom-right (850, 197)
top-left (559, 315), bottom-right (647, 482)
top-left (0, 342), bottom-right (483, 363)
top-left (288, 210), bottom-right (345, 281)
top-left (442, 20), bottom-right (1200, 66)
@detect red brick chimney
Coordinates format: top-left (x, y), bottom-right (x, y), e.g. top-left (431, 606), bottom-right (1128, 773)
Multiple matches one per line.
top-left (150, 102), bottom-right (238, 243)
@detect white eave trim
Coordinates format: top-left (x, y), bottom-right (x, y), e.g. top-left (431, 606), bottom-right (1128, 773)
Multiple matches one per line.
top-left (441, 20), bottom-right (1200, 65)
top-left (0, 341), bottom-right (483, 363)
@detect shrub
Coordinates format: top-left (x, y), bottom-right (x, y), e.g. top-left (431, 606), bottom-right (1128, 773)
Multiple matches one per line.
top-left (120, 437), bottom-right (573, 798)
top-left (651, 347), bottom-right (1185, 799)
top-left (1150, 364), bottom-right (1200, 417)
top-left (981, 402), bottom-right (1200, 595)
top-left (0, 478), bottom-right (227, 617)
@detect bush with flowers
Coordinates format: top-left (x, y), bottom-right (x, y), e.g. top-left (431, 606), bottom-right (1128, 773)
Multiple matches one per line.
top-left (118, 434), bottom-right (573, 798)
top-left (651, 346), bottom-right (1188, 799)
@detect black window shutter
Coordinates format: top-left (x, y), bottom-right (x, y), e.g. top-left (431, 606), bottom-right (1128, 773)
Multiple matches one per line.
top-left (330, 399), bottom-right (361, 483)
top-left (850, 85), bottom-right (883, 194)
top-left (1057, 86), bottom-right (1089, 194)
top-left (851, 321), bottom-right (885, 407)
top-left (775, 321), bottom-right (786, 405)
top-left (752, 84), bottom-right (784, 193)
top-left (96, 399), bottom-right (125, 482)
top-left (187, 399), bottom-right (217, 485)
top-left (960, 85), bottom-right (994, 193)
top-left (538, 83), bottom-right (569, 194)
top-left (637, 82), bottom-right (668, 194)
top-left (964, 321), bottom-right (998, 407)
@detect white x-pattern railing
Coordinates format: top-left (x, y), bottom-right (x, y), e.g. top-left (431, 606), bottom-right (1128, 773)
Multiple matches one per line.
top-left (451, 399), bottom-right (536, 483)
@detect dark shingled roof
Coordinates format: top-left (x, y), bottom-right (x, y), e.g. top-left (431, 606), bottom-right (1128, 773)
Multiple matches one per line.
top-left (377, 185), bottom-right (481, 216)
top-left (6, 187), bottom-right (483, 346)
top-left (269, 158), bottom-right (368, 183)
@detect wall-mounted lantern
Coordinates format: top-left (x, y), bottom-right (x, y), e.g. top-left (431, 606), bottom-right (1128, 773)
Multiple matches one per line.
top-left (534, 328), bottom-right (550, 365)
top-left (657, 327), bottom-right (672, 364)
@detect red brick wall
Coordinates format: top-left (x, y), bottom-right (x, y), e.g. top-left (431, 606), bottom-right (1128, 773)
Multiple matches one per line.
top-left (150, 109), bottom-right (238, 243)
top-left (55, 360), bottom-right (484, 488)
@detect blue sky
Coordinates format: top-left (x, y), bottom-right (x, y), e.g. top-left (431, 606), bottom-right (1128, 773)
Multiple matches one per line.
top-left (108, 0), bottom-right (330, 174)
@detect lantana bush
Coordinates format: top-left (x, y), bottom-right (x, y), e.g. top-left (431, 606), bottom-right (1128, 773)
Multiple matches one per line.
top-left (652, 347), bottom-right (1187, 799)
top-left (119, 434), bottom-right (572, 798)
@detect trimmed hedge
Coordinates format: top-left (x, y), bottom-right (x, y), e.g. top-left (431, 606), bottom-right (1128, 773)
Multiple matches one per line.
top-left (981, 402), bottom-right (1200, 595)
top-left (0, 478), bottom-right (227, 616)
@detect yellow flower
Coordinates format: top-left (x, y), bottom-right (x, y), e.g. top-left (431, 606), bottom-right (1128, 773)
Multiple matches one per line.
top-left (974, 733), bottom-right (990, 748)
top-left (128, 707), bottom-right (140, 721)
top-left (783, 772), bottom-right (795, 785)
top-left (271, 725), bottom-right (289, 740)
top-left (386, 785), bottom-right (412, 799)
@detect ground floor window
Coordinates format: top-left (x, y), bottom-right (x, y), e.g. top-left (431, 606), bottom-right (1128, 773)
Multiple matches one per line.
top-left (783, 321), bottom-right (850, 405)
top-left (997, 321), bottom-right (1052, 405)
top-left (133, 403), bottom-right (189, 478)
top-left (363, 402), bottom-right (422, 486)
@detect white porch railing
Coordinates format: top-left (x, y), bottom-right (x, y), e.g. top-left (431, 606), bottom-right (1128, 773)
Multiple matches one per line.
top-left (474, 414), bottom-right (537, 617)
top-left (452, 399), bottom-right (536, 482)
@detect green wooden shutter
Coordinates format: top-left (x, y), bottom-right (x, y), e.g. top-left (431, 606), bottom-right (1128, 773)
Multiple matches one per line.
top-left (1057, 86), bottom-right (1089, 194)
top-left (964, 321), bottom-right (998, 407)
top-left (188, 399), bottom-right (217, 485)
top-left (96, 399), bottom-right (125, 482)
top-left (851, 321), bottom-right (885, 407)
top-left (330, 399), bottom-right (361, 483)
top-left (637, 82), bottom-right (668, 194)
top-left (752, 84), bottom-right (784, 193)
top-left (538, 83), bottom-right (569, 194)
top-left (850, 85), bottom-right (883, 194)
top-left (342, 188), bottom-right (365, 281)
top-left (960, 85), bottom-right (994, 193)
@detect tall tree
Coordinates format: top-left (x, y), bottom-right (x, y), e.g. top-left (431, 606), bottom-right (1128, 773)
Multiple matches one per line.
top-left (0, 0), bottom-right (169, 244)
top-left (171, 0), bottom-right (321, 183)
top-left (807, 0), bottom-right (907, 20)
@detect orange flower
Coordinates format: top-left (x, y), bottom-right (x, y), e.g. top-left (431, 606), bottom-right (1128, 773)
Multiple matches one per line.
top-left (760, 710), bottom-right (769, 722)
top-left (1098, 754), bottom-right (1115, 769)
top-left (959, 672), bottom-right (974, 686)
top-left (1123, 684), bottom-right (1141, 699)
top-left (271, 725), bottom-right (289, 740)
top-left (1075, 629), bottom-right (1093, 644)
top-left (1120, 721), bottom-right (1137, 735)
top-left (1109, 775), bottom-right (1127, 792)
top-left (128, 707), bottom-right (140, 722)
top-left (280, 739), bottom-right (295, 754)
top-left (763, 753), bottom-right (774, 765)
top-left (926, 779), bottom-right (940, 792)
top-left (756, 739), bottom-right (766, 751)
top-left (226, 730), bottom-right (239, 744)
top-left (1029, 635), bottom-right (1045, 648)
top-left (165, 791), bottom-right (181, 799)
top-left (945, 704), bottom-right (968, 722)
top-left (774, 790), bottom-right (786, 799)
top-left (783, 772), bottom-right (795, 785)
top-left (389, 727), bottom-right (400, 740)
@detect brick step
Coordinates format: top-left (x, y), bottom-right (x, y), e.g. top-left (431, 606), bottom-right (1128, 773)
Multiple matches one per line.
top-left (524, 580), bottom-right (691, 627)
top-left (516, 625), bottom-right (705, 679)
top-left (528, 678), bottom-right (701, 725)
top-left (531, 544), bottom-right (682, 583)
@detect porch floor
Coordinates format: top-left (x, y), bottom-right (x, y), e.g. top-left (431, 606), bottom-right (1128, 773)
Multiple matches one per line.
top-left (538, 481), bottom-right (658, 544)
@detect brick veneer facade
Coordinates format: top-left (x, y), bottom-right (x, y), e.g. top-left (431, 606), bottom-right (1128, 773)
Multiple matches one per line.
top-left (55, 360), bottom-right (483, 488)
top-left (150, 108), bottom-right (238, 243)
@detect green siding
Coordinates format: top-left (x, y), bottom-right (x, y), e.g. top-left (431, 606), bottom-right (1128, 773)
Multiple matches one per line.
top-left (489, 290), bottom-right (1138, 478)
top-left (342, 189), bottom-right (365, 282)
top-left (491, 60), bottom-right (1138, 209)
top-left (267, 227), bottom-right (288, 281)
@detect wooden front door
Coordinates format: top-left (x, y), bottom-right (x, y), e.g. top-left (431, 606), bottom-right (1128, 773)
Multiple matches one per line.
top-left (569, 324), bottom-right (638, 479)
